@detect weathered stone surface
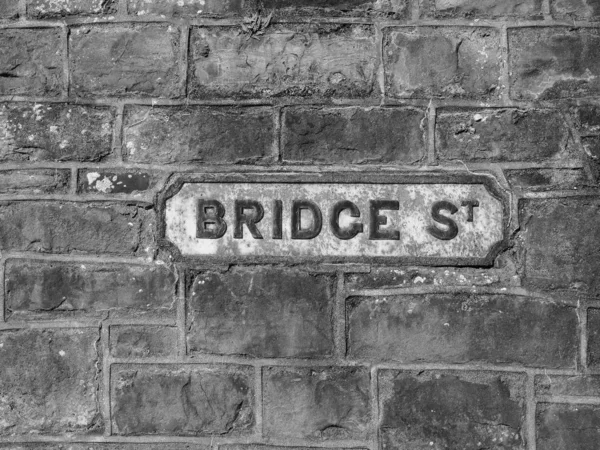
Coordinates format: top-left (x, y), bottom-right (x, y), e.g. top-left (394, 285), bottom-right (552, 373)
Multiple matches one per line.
top-left (27, 0), bottom-right (117, 18)
top-left (573, 103), bottom-right (600, 134)
top-left (0, 202), bottom-right (150, 254)
top-left (128, 0), bottom-right (242, 16)
top-left (111, 364), bottom-right (254, 436)
top-left (0, 445), bottom-right (209, 450)
top-left (519, 198), bottom-right (600, 296)
top-left (421, 0), bottom-right (542, 18)
top-left (223, 446), bottom-right (365, 450)
top-left (189, 24), bottom-right (378, 99)
top-left (70, 25), bottom-right (181, 98)
top-left (588, 308), bottom-right (600, 367)
top-left (0, 103), bottom-right (114, 162)
top-left (0, 328), bottom-right (101, 435)
top-left (384, 27), bottom-right (501, 99)
top-left (282, 107), bottom-right (425, 164)
top-left (509, 27), bottom-right (600, 100)
top-left (0, 169), bottom-right (69, 194)
top-left (505, 169), bottom-right (587, 190)
top-left (0, 0), bottom-right (19, 18)
top-left (261, 0), bottom-right (409, 17)
top-left (347, 294), bottom-right (578, 368)
top-left (187, 269), bottom-right (334, 358)
top-left (552, 0), bottom-right (600, 19)
top-left (346, 266), bottom-right (519, 291)
top-left (537, 403), bottom-right (600, 450)
top-left (380, 370), bottom-right (526, 450)
top-left (5, 260), bottom-right (175, 320)
top-left (0, 29), bottom-right (63, 96)
top-left (110, 325), bottom-right (178, 358)
top-left (80, 170), bottom-right (153, 194)
top-left (436, 108), bottom-right (573, 162)
top-left (263, 367), bottom-right (370, 440)
top-left (535, 374), bottom-right (600, 397)
top-left (123, 105), bottom-right (274, 164)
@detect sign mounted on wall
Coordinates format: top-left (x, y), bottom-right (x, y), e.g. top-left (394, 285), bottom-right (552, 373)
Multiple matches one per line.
top-left (158, 173), bottom-right (508, 266)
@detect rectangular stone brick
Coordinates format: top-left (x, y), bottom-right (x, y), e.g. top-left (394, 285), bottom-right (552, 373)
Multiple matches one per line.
top-left (0, 28), bottom-right (63, 96)
top-left (111, 364), bottom-right (254, 436)
top-left (0, 445), bottom-right (209, 450)
top-left (189, 24), bottom-right (378, 99)
top-left (519, 197), bottom-right (600, 296)
top-left (127, 0), bottom-right (242, 16)
top-left (187, 268), bottom-right (333, 358)
top-left (573, 104), bottom-right (600, 134)
top-left (0, 103), bottom-right (114, 162)
top-left (509, 27), bottom-right (600, 100)
top-left (552, 0), bottom-right (600, 20)
top-left (5, 260), bottom-right (175, 320)
top-left (436, 108), bottom-right (573, 162)
top-left (123, 105), bottom-right (274, 164)
top-left (70, 25), bottom-right (181, 98)
top-left (223, 446), bottom-right (365, 450)
top-left (505, 169), bottom-right (587, 190)
top-left (27, 0), bottom-right (117, 18)
top-left (347, 294), bottom-right (578, 368)
top-left (0, 202), bottom-right (151, 255)
top-left (79, 170), bottom-right (154, 194)
top-left (535, 374), bottom-right (600, 397)
top-left (421, 0), bottom-right (543, 18)
top-left (0, 0), bottom-right (19, 18)
top-left (384, 27), bottom-right (501, 99)
top-left (537, 403), bottom-right (600, 450)
top-left (0, 169), bottom-right (69, 194)
top-left (282, 107), bottom-right (426, 164)
top-left (110, 325), bottom-right (177, 358)
top-left (0, 328), bottom-right (101, 435)
top-left (261, 0), bottom-right (409, 17)
top-left (380, 370), bottom-right (526, 450)
top-left (587, 308), bottom-right (600, 368)
top-left (263, 366), bottom-right (370, 440)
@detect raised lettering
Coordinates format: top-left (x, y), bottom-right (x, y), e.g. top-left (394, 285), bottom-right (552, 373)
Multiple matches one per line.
top-left (197, 199), bottom-right (227, 239)
top-left (428, 200), bottom-right (459, 240)
top-left (292, 200), bottom-right (322, 240)
top-left (234, 200), bottom-right (264, 239)
top-left (369, 200), bottom-right (400, 240)
top-left (331, 200), bottom-right (363, 240)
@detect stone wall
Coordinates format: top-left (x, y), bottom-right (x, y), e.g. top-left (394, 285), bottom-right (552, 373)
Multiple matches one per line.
top-left (0, 0), bottom-right (600, 449)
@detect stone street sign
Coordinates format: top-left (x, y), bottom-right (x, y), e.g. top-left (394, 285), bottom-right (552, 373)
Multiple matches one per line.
top-left (158, 173), bottom-right (508, 265)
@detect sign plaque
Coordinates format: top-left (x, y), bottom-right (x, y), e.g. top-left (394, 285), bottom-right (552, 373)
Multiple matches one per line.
top-left (159, 173), bottom-right (508, 265)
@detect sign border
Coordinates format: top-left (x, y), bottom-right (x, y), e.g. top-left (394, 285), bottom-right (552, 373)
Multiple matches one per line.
top-left (156, 171), bottom-right (510, 267)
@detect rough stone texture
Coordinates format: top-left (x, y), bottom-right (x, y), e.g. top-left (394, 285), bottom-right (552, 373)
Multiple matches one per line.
top-left (537, 403), bottom-right (600, 450)
top-left (0, 169), bottom-right (69, 194)
top-left (5, 260), bottom-right (175, 320)
top-left (223, 447), bottom-right (365, 450)
top-left (421, 0), bottom-right (543, 18)
top-left (0, 28), bottom-right (63, 97)
top-left (261, 0), bottom-right (409, 17)
top-left (436, 108), bottom-right (573, 162)
top-left (187, 269), bottom-right (334, 358)
top-left (0, 446), bottom-right (209, 450)
top-left (346, 265), bottom-right (520, 291)
top-left (509, 27), bottom-right (600, 100)
top-left (505, 169), bottom-right (588, 190)
top-left (263, 366), bottom-right (370, 440)
top-left (79, 170), bottom-right (153, 194)
top-left (519, 197), bottom-right (600, 296)
top-left (123, 105), bottom-right (274, 164)
top-left (128, 0), bottom-right (242, 16)
top-left (27, 0), bottom-right (117, 18)
top-left (551, 0), bottom-right (600, 19)
top-left (70, 25), bottom-right (181, 98)
top-left (535, 375), bottom-right (600, 397)
top-left (0, 0), bottom-right (19, 18)
top-left (384, 27), bottom-right (501, 99)
top-left (110, 325), bottom-right (178, 358)
top-left (574, 104), bottom-right (600, 134)
top-left (347, 294), bottom-right (578, 368)
top-left (0, 202), bottom-right (150, 254)
top-left (189, 24), bottom-right (378, 99)
top-left (282, 107), bottom-right (426, 164)
top-left (111, 364), bottom-right (254, 436)
top-left (588, 308), bottom-right (600, 367)
top-left (0, 103), bottom-right (114, 162)
top-left (0, 328), bottom-right (101, 435)
top-left (380, 370), bottom-right (526, 450)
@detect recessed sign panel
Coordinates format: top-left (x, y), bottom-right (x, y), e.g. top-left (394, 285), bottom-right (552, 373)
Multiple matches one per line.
top-left (160, 174), bottom-right (507, 265)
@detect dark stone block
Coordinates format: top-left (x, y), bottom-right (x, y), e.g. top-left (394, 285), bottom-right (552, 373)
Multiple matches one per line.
top-left (537, 403), bottom-right (600, 450)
